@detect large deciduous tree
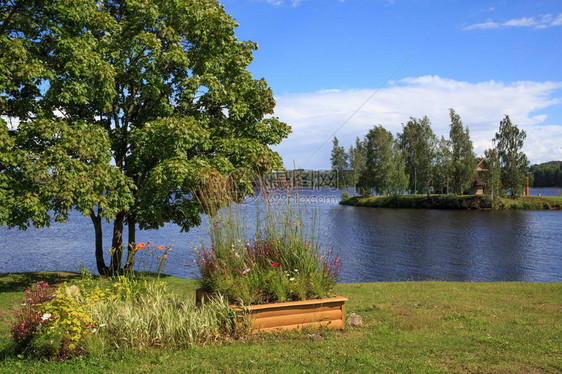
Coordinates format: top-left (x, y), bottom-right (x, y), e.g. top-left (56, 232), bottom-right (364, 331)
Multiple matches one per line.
top-left (0, 0), bottom-right (290, 275)
top-left (433, 135), bottom-right (452, 194)
top-left (358, 125), bottom-right (407, 196)
top-left (398, 116), bottom-right (436, 195)
top-left (448, 109), bottom-right (476, 194)
top-left (494, 116), bottom-right (529, 196)
top-left (484, 146), bottom-right (502, 200)
top-left (348, 137), bottom-right (366, 192)
top-left (330, 136), bottom-right (348, 188)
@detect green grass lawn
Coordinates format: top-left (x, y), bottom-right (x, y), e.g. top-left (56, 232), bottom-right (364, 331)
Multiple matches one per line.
top-left (1, 272), bottom-right (561, 373)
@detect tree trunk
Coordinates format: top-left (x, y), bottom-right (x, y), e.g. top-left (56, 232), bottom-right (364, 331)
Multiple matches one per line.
top-left (109, 211), bottom-right (125, 275)
top-left (90, 213), bottom-right (108, 275)
top-left (124, 214), bottom-right (136, 271)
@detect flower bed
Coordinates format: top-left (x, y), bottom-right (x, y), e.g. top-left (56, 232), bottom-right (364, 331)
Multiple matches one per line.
top-left (195, 189), bottom-right (341, 305)
top-left (196, 290), bottom-right (347, 332)
top-left (194, 185), bottom-right (345, 331)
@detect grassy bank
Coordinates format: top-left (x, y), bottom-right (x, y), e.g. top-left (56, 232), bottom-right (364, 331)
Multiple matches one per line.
top-left (341, 194), bottom-right (562, 210)
top-left (1, 272), bottom-right (561, 373)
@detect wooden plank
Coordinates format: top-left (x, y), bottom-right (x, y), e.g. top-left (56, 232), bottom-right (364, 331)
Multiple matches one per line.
top-left (233, 295), bottom-right (348, 311)
top-left (250, 304), bottom-right (340, 319)
top-left (257, 319), bottom-right (344, 333)
top-left (195, 290), bottom-right (347, 332)
top-left (251, 309), bottom-right (342, 329)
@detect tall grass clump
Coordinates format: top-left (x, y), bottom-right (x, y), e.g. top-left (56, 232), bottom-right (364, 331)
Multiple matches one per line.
top-left (194, 176), bottom-right (341, 305)
top-left (86, 280), bottom-right (237, 350)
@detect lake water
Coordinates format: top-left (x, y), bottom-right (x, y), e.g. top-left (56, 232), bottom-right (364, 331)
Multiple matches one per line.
top-left (1, 188), bottom-right (561, 282)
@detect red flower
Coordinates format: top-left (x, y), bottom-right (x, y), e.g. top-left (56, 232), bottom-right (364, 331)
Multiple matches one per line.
top-left (135, 242), bottom-right (146, 251)
top-left (272, 262), bottom-right (279, 267)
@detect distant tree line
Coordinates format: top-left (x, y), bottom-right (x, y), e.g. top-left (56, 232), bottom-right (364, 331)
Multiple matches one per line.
top-left (530, 161), bottom-right (562, 187)
top-left (331, 110), bottom-right (529, 197)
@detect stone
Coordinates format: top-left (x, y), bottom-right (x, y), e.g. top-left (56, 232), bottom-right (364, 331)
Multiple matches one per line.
top-left (348, 313), bottom-right (363, 327)
top-left (308, 333), bottom-right (324, 341)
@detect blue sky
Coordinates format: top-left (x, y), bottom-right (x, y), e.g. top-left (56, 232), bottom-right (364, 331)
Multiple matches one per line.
top-left (222, 0), bottom-right (562, 169)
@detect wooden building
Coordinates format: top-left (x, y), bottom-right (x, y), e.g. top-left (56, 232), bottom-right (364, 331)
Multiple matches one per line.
top-left (468, 157), bottom-right (487, 195)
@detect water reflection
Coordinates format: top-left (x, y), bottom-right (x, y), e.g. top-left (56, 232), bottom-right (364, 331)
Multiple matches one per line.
top-left (322, 203), bottom-right (561, 282)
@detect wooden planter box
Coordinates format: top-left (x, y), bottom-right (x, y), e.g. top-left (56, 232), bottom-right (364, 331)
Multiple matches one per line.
top-left (196, 290), bottom-right (347, 332)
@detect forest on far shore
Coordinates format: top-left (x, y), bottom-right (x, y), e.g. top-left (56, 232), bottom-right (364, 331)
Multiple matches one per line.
top-left (530, 161), bottom-right (562, 187)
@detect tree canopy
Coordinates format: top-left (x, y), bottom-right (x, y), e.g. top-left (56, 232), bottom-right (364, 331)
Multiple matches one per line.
top-left (530, 161), bottom-right (562, 187)
top-left (358, 125), bottom-right (407, 196)
top-left (398, 116), bottom-right (436, 195)
top-left (483, 146), bottom-right (501, 200)
top-left (494, 115), bottom-right (529, 196)
top-left (347, 137), bottom-right (366, 191)
top-left (330, 136), bottom-right (348, 188)
top-left (0, 0), bottom-right (290, 274)
top-left (448, 109), bottom-right (476, 194)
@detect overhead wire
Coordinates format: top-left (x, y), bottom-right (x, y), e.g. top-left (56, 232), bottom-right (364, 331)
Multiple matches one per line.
top-left (302, 54), bottom-right (414, 168)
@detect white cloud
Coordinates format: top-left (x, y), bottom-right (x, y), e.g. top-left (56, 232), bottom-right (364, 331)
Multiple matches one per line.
top-left (503, 17), bottom-right (538, 27)
top-left (465, 21), bottom-right (501, 30)
top-left (552, 14), bottom-right (562, 26)
top-left (257, 0), bottom-right (348, 6)
top-left (255, 0), bottom-right (299, 6)
top-left (260, 0), bottom-right (283, 6)
top-left (271, 76), bottom-right (562, 169)
top-left (464, 13), bottom-right (562, 30)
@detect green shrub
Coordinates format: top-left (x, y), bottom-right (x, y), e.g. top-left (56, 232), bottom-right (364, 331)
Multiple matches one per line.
top-left (11, 281), bottom-right (56, 348)
top-left (33, 286), bottom-right (96, 357)
top-left (10, 281), bottom-right (96, 358)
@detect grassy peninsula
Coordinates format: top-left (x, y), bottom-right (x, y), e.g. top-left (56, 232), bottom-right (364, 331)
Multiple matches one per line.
top-left (1, 272), bottom-right (561, 373)
top-left (340, 194), bottom-right (562, 210)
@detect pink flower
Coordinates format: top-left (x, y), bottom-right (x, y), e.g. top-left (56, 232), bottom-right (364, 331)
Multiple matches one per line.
top-left (241, 268), bottom-right (251, 275)
top-left (271, 262), bottom-right (279, 267)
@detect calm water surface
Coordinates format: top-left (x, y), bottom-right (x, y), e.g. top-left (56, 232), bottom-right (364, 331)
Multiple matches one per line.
top-left (1, 188), bottom-right (560, 282)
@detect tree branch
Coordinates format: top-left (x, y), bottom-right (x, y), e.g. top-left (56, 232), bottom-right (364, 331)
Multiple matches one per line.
top-left (0, 1), bottom-right (22, 35)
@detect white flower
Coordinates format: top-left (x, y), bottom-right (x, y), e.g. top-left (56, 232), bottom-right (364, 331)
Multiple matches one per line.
top-left (91, 328), bottom-right (97, 333)
top-left (41, 313), bottom-right (51, 321)
top-left (289, 278), bottom-right (295, 281)
top-left (100, 324), bottom-right (106, 327)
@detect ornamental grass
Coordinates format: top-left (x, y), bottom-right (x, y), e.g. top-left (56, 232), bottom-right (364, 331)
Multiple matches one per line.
top-left (195, 177), bottom-right (341, 305)
top-left (86, 280), bottom-right (237, 350)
